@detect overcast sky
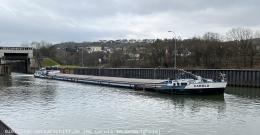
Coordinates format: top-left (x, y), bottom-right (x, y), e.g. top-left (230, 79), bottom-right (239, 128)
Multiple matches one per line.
top-left (0, 0), bottom-right (260, 46)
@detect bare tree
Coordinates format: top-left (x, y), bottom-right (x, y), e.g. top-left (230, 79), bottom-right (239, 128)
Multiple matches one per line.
top-left (203, 32), bottom-right (222, 41)
top-left (227, 28), bottom-right (253, 41)
top-left (255, 30), bottom-right (260, 39)
top-left (226, 27), bottom-right (255, 67)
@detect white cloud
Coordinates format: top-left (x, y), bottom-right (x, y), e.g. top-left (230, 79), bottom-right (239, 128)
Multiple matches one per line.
top-left (0, 0), bottom-right (259, 45)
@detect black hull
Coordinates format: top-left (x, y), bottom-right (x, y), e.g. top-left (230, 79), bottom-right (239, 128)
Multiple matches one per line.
top-left (154, 88), bottom-right (225, 95)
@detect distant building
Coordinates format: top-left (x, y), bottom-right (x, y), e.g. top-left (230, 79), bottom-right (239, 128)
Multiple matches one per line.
top-left (178, 49), bottom-right (192, 57)
top-left (143, 39), bottom-right (156, 43)
top-left (103, 47), bottom-right (112, 53)
top-left (253, 38), bottom-right (260, 52)
top-left (121, 39), bottom-right (128, 43)
top-left (96, 39), bottom-right (156, 44)
top-left (256, 45), bottom-right (260, 51)
top-left (99, 40), bottom-right (107, 43)
top-left (86, 46), bottom-right (102, 53)
top-left (129, 39), bottom-right (137, 43)
top-left (128, 53), bottom-right (140, 60)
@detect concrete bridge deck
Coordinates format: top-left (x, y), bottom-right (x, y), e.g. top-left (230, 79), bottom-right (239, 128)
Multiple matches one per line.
top-left (0, 47), bottom-right (35, 75)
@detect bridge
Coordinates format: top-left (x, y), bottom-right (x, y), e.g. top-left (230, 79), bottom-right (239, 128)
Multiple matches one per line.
top-left (0, 47), bottom-right (34, 75)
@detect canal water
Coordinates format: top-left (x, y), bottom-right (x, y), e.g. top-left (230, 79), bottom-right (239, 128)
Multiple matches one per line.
top-left (1, 73), bottom-right (260, 135)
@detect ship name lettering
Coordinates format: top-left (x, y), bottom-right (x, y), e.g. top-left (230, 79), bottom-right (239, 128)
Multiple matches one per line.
top-left (194, 84), bottom-right (209, 87)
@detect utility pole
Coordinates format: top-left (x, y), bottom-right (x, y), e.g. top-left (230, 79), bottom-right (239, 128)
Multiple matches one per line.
top-left (81, 48), bottom-right (84, 67)
top-left (168, 31), bottom-right (177, 69)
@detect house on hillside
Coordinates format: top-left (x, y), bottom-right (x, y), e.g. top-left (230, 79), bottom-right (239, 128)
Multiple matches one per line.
top-left (129, 39), bottom-right (137, 43)
top-left (128, 53), bottom-right (140, 61)
top-left (86, 46), bottom-right (102, 53)
top-left (253, 38), bottom-right (260, 52)
top-left (143, 39), bottom-right (156, 43)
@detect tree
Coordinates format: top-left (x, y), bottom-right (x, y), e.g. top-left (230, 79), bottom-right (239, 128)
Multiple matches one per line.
top-left (226, 27), bottom-right (255, 67)
top-left (202, 32), bottom-right (222, 42)
top-left (109, 50), bottom-right (128, 67)
top-left (144, 39), bottom-right (167, 67)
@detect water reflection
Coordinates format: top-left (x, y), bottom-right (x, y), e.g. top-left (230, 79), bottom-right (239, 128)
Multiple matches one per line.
top-left (2, 74), bottom-right (260, 135)
top-left (226, 87), bottom-right (260, 99)
top-left (120, 90), bottom-right (226, 115)
top-left (0, 75), bottom-right (12, 87)
top-left (0, 73), bottom-right (57, 108)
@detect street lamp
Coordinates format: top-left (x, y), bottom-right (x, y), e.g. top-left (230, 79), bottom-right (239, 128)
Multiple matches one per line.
top-left (168, 31), bottom-right (177, 69)
top-left (81, 48), bottom-right (84, 67)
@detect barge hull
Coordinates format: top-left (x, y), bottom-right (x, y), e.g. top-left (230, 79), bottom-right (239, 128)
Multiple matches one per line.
top-left (35, 74), bottom-right (225, 95)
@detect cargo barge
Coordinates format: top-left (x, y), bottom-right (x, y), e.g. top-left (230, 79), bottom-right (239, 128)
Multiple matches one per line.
top-left (34, 68), bottom-right (227, 95)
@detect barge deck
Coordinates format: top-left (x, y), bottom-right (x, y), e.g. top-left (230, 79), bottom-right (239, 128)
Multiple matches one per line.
top-left (38, 73), bottom-right (165, 90)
